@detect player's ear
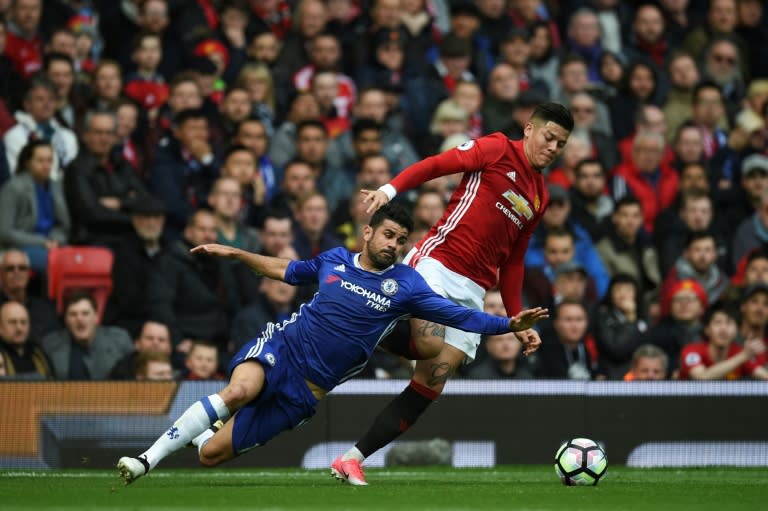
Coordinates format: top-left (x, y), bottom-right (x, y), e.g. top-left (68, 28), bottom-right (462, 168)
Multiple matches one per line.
top-left (362, 224), bottom-right (373, 242)
top-left (524, 122), bottom-right (533, 138)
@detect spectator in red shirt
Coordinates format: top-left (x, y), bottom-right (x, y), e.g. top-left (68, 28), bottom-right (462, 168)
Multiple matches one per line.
top-left (611, 131), bottom-right (679, 234)
top-left (738, 282), bottom-right (768, 372)
top-left (679, 300), bottom-right (768, 380)
top-left (123, 32), bottom-right (169, 118)
top-left (4, 0), bottom-right (43, 78)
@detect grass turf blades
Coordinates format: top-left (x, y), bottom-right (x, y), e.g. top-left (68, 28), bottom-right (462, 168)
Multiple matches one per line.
top-left (1, 466), bottom-right (764, 511)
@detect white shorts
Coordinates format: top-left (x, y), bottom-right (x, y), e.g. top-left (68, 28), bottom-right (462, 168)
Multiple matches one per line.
top-left (403, 248), bottom-right (486, 361)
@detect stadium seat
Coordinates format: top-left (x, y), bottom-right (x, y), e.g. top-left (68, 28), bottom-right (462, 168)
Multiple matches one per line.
top-left (47, 246), bottom-right (114, 321)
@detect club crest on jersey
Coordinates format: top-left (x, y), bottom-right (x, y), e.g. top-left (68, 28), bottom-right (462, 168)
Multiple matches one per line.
top-left (381, 278), bottom-right (399, 296)
top-left (457, 140), bottom-right (475, 151)
top-left (506, 171), bottom-right (516, 182)
top-left (502, 190), bottom-right (533, 220)
top-left (265, 353), bottom-right (276, 366)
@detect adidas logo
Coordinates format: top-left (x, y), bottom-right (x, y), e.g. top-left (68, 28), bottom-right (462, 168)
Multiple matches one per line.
top-left (334, 264), bottom-right (346, 272)
top-left (507, 171), bottom-right (516, 182)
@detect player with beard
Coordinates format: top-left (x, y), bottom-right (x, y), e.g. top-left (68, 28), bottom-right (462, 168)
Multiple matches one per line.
top-left (117, 203), bottom-right (548, 484)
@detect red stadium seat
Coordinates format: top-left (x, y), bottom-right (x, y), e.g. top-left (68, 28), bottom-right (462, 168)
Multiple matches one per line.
top-left (47, 246), bottom-right (114, 321)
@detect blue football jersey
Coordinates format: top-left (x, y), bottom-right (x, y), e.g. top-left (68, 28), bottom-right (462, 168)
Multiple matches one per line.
top-left (254, 247), bottom-right (511, 390)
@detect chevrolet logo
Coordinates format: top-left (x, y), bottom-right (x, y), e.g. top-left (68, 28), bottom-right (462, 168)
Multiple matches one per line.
top-left (502, 190), bottom-right (533, 220)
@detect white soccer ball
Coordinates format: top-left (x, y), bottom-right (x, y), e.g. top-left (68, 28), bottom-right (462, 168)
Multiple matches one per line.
top-left (554, 437), bottom-right (608, 486)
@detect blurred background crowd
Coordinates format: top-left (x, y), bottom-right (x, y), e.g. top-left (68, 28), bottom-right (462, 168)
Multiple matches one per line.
top-left (1, 0), bottom-right (768, 383)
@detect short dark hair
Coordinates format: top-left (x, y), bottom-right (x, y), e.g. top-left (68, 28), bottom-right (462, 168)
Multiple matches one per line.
top-left (132, 31), bottom-right (161, 52)
top-left (24, 75), bottom-right (57, 102)
top-left (746, 246), bottom-right (768, 265)
top-left (370, 203), bottom-right (413, 233)
top-left (575, 158), bottom-right (604, 176)
top-left (236, 116), bottom-right (267, 132)
top-left (530, 102), bottom-right (574, 132)
top-left (544, 226), bottom-right (574, 245)
top-left (604, 273), bottom-right (639, 307)
top-left (614, 195), bottom-right (642, 212)
top-left (672, 120), bottom-right (700, 144)
top-left (358, 153), bottom-right (389, 169)
top-left (554, 298), bottom-right (587, 318)
top-left (295, 119), bottom-right (327, 139)
top-left (609, 272), bottom-right (639, 289)
top-left (16, 139), bottom-right (52, 174)
top-left (693, 80), bottom-right (722, 103)
top-left (259, 207), bottom-right (293, 228)
top-left (43, 51), bottom-right (74, 72)
top-left (352, 118), bottom-right (382, 139)
top-left (679, 161), bottom-right (707, 179)
top-left (186, 209), bottom-right (214, 229)
top-left (685, 229), bottom-right (716, 248)
top-left (63, 290), bottom-right (98, 315)
top-left (174, 108), bottom-right (208, 126)
top-left (169, 71), bottom-right (200, 90)
top-left (558, 53), bottom-right (587, 75)
top-left (679, 188), bottom-right (711, 208)
top-left (702, 301), bottom-right (738, 330)
top-left (223, 143), bottom-right (254, 161)
top-left (223, 84), bottom-right (250, 97)
top-left (283, 158), bottom-right (313, 173)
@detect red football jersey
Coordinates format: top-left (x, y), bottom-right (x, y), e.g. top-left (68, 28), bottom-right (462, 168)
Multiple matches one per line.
top-left (679, 342), bottom-right (752, 380)
top-left (391, 133), bottom-right (549, 315)
top-left (4, 30), bottom-right (42, 78)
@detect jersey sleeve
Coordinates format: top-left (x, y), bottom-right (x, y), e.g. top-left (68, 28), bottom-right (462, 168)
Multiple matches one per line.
top-left (743, 351), bottom-right (766, 375)
top-left (389, 134), bottom-right (506, 194)
top-left (679, 344), bottom-right (705, 379)
top-left (283, 248), bottom-right (345, 285)
top-left (406, 273), bottom-right (510, 334)
top-left (283, 258), bottom-right (319, 285)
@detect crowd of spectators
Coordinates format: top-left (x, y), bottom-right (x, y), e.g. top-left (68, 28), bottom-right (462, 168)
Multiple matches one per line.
top-left (1, 0), bottom-right (768, 383)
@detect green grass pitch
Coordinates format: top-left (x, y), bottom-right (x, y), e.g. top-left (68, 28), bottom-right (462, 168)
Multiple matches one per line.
top-left (2, 466), bottom-right (765, 510)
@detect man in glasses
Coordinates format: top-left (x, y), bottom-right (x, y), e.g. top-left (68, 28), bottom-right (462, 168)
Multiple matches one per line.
top-left (0, 249), bottom-right (59, 341)
top-left (702, 36), bottom-right (744, 120)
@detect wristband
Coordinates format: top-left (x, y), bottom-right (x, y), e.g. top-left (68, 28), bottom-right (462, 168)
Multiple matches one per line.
top-left (378, 184), bottom-right (397, 201)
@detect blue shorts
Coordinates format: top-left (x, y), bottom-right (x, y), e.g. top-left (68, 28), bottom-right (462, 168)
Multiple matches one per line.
top-left (227, 331), bottom-right (319, 454)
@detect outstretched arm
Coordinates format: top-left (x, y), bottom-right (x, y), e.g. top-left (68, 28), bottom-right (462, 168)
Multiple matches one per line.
top-left (191, 244), bottom-right (290, 281)
top-left (362, 136), bottom-right (498, 214)
top-left (409, 277), bottom-right (549, 336)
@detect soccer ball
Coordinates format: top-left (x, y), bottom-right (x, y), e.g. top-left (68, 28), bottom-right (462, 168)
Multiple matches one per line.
top-left (554, 438), bottom-right (607, 486)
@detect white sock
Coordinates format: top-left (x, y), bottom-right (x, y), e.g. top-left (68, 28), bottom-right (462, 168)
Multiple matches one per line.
top-left (141, 394), bottom-right (230, 469)
top-left (342, 446), bottom-right (365, 462)
top-left (192, 429), bottom-right (216, 456)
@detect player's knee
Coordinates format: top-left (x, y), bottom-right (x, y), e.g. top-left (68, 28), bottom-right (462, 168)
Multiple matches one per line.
top-left (198, 443), bottom-right (225, 467)
top-left (410, 322), bottom-right (446, 359)
top-left (221, 382), bottom-right (251, 408)
top-left (199, 452), bottom-right (222, 467)
top-left (411, 337), bottom-right (444, 360)
top-left (198, 452), bottom-right (219, 467)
